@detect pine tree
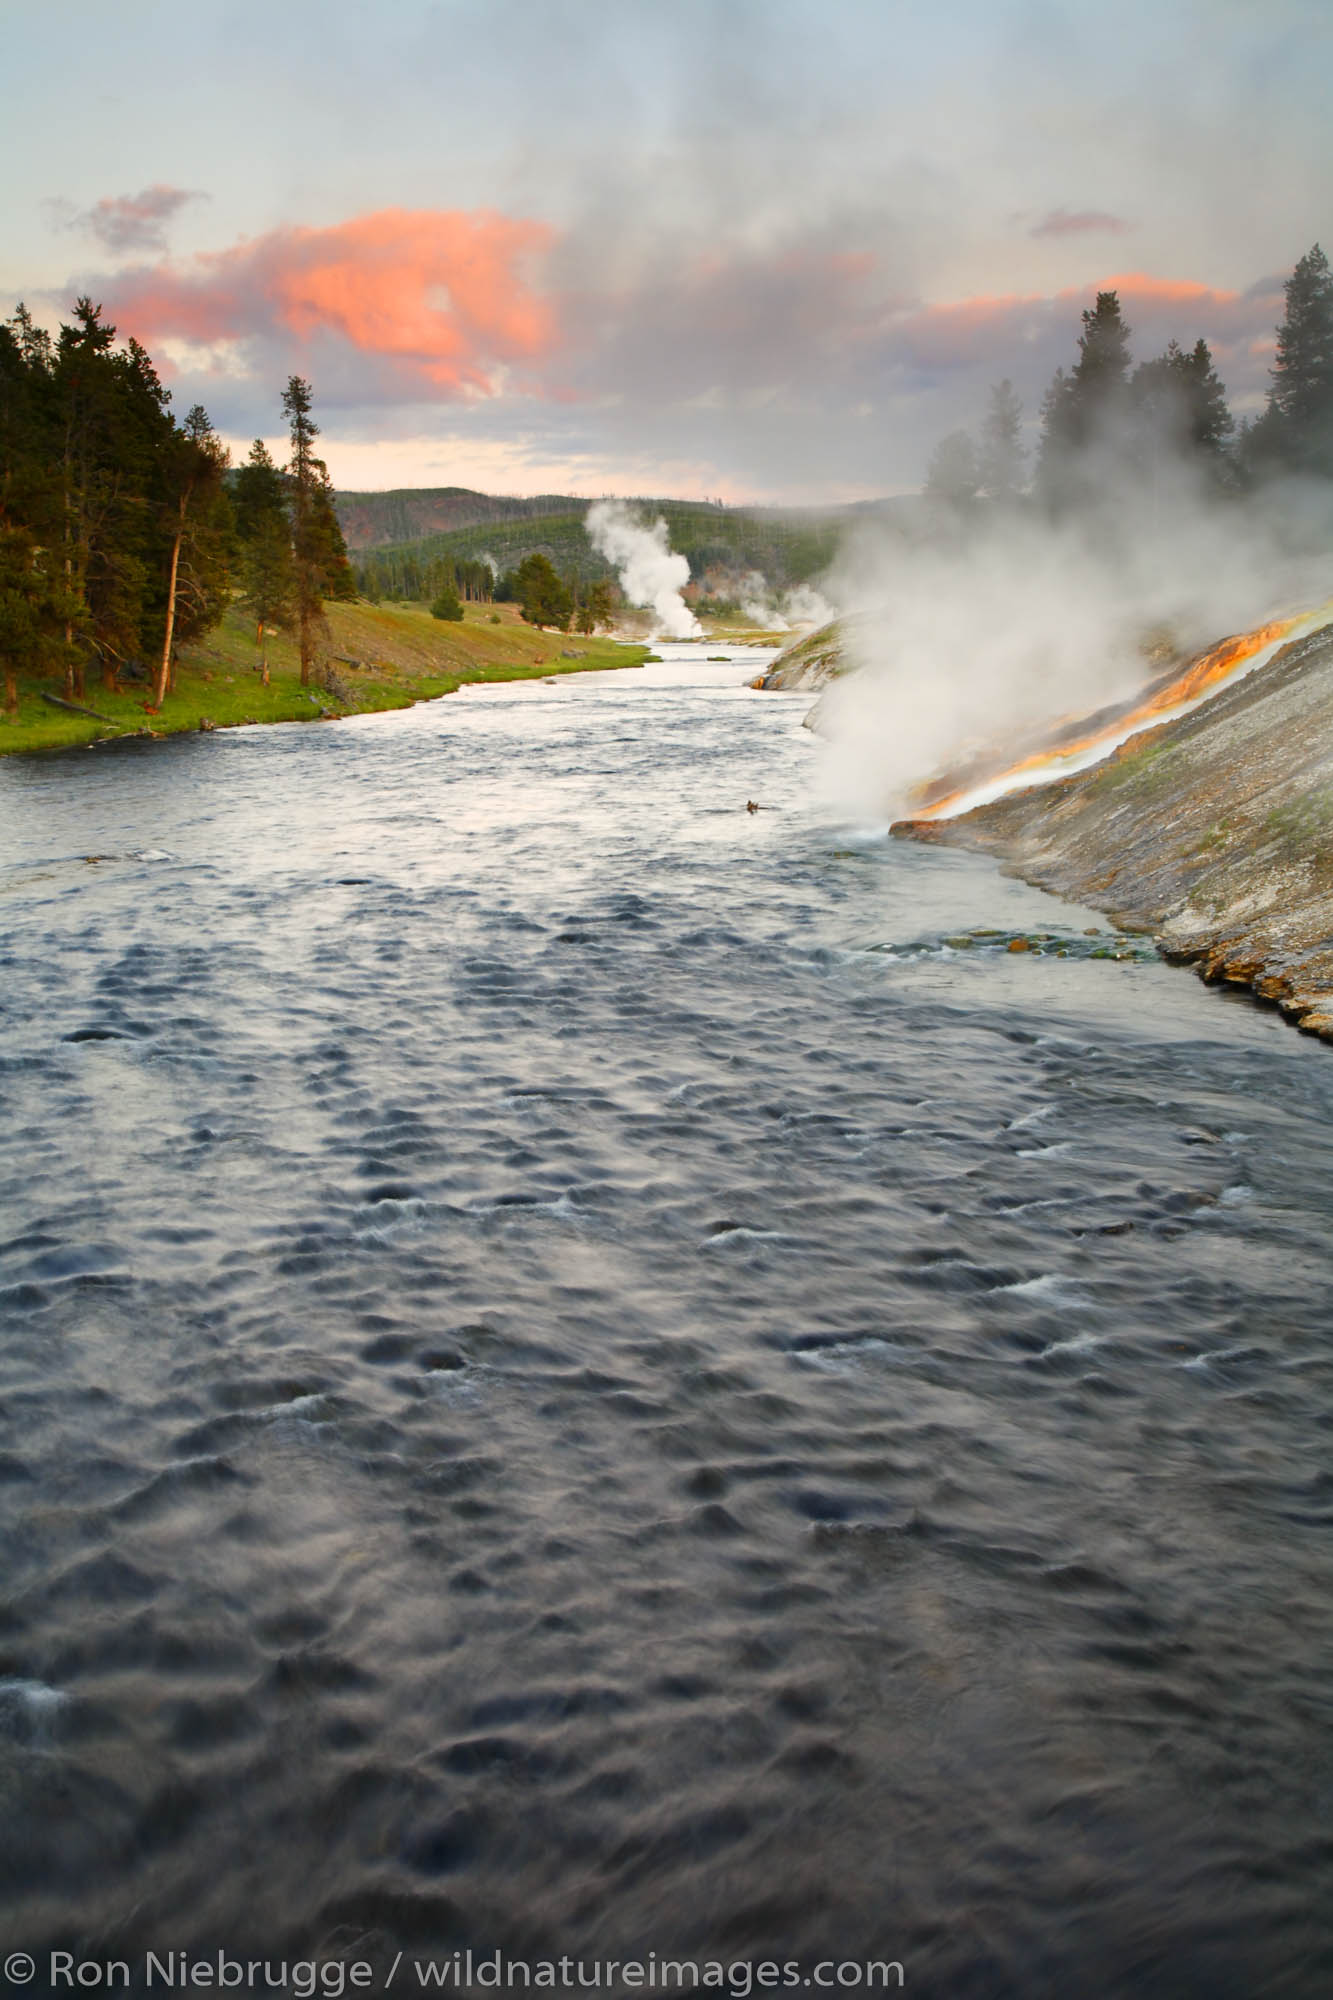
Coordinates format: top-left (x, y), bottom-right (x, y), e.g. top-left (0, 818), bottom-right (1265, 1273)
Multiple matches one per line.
top-left (513, 552), bottom-right (572, 628)
top-left (1074, 293), bottom-right (1132, 392)
top-left (0, 522), bottom-right (61, 715)
top-left (233, 440), bottom-right (295, 676)
top-left (1, 298), bottom-right (232, 717)
top-left (584, 579), bottom-right (614, 631)
top-left (977, 380), bottom-right (1026, 502)
top-left (310, 463), bottom-right (356, 601)
top-left (282, 375), bottom-right (325, 686)
top-left (1130, 338), bottom-right (1234, 492)
top-left (0, 310), bottom-right (63, 711)
top-left (153, 405), bottom-right (231, 706)
top-left (1036, 292), bottom-right (1135, 509)
top-left (922, 430), bottom-right (980, 508)
top-left (1263, 244), bottom-right (1333, 477)
top-left (1179, 339), bottom-right (1233, 459)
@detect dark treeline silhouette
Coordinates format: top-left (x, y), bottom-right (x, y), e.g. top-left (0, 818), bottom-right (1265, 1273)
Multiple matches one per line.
top-left (0, 299), bottom-right (353, 713)
top-left (923, 245), bottom-right (1333, 516)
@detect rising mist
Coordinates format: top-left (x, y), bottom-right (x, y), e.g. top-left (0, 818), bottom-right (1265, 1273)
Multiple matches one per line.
top-left (815, 469), bottom-right (1333, 823)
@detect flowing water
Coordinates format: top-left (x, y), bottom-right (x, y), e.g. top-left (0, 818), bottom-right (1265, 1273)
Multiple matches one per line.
top-left (2, 651), bottom-right (1332, 1998)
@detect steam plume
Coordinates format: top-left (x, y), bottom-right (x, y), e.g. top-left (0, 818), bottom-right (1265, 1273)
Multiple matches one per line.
top-left (816, 470), bottom-right (1333, 822)
top-left (737, 572), bottom-right (835, 630)
top-left (784, 583), bottom-right (835, 627)
top-left (739, 571), bottom-right (787, 628)
top-left (586, 501), bottom-right (702, 638)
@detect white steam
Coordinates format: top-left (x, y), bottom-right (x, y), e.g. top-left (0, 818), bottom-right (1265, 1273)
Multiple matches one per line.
top-left (783, 583), bottom-right (835, 628)
top-left (586, 500), bottom-right (701, 638)
top-left (816, 473), bottom-right (1333, 822)
top-left (739, 571), bottom-right (787, 628)
top-left (735, 574), bottom-right (835, 630)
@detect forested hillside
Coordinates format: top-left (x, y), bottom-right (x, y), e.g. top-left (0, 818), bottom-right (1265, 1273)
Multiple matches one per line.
top-left (354, 500), bottom-right (847, 600)
top-left (333, 487), bottom-right (581, 550)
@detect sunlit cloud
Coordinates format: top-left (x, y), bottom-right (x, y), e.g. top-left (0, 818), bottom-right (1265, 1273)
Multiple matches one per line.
top-left (96, 207), bottom-right (559, 400)
top-left (55, 198), bottom-right (1295, 497)
top-left (893, 271), bottom-right (1276, 375)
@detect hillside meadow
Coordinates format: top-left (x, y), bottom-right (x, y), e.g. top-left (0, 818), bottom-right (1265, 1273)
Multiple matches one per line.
top-left (0, 601), bottom-right (652, 756)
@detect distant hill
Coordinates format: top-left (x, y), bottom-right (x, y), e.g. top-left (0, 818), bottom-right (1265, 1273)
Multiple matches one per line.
top-left (341, 494), bottom-right (876, 592)
top-left (333, 487), bottom-right (583, 550)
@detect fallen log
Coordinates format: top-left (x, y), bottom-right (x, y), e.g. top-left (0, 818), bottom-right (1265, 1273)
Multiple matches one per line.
top-left (42, 692), bottom-right (124, 725)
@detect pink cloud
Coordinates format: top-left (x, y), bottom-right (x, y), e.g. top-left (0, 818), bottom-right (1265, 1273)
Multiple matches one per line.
top-left (101, 207), bottom-right (559, 398)
top-left (895, 270), bottom-right (1277, 373)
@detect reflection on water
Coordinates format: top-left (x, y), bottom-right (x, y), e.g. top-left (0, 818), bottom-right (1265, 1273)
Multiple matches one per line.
top-left (1, 650), bottom-right (1332, 1998)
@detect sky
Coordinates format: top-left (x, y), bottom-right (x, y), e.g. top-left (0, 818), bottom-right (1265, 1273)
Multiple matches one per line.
top-left (4, 0), bottom-right (1331, 503)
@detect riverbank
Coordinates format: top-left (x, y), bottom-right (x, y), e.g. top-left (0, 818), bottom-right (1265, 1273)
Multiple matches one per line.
top-left (754, 616), bottom-right (849, 691)
top-left (0, 600), bottom-right (652, 755)
top-left (897, 617), bottom-right (1333, 1043)
top-left (756, 608), bottom-right (1333, 1042)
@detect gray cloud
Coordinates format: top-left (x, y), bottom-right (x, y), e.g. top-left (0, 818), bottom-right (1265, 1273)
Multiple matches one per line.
top-left (1030, 209), bottom-right (1130, 238)
top-left (46, 184), bottom-right (208, 256)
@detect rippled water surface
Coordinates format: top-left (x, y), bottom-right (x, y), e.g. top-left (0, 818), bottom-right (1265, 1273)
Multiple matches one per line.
top-left (2, 652), bottom-right (1333, 1997)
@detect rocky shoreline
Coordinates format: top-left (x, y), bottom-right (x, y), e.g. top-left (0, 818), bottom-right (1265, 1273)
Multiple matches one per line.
top-left (768, 614), bottom-right (1333, 1044)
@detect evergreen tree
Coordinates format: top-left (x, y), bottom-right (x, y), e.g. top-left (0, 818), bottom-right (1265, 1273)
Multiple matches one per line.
top-left (0, 297), bottom-right (233, 716)
top-left (1258, 245), bottom-right (1333, 478)
top-left (1130, 338), bottom-right (1234, 489)
top-left (0, 522), bottom-right (61, 715)
top-left (977, 380), bottom-right (1026, 502)
top-left (1178, 338), bottom-right (1233, 460)
top-left (283, 375), bottom-right (325, 685)
top-left (1036, 292), bottom-right (1133, 507)
top-left (923, 429), bottom-right (980, 508)
top-left (234, 439), bottom-right (295, 674)
top-left (311, 462), bottom-right (357, 601)
top-left (583, 578), bottom-right (614, 631)
top-left (153, 405), bottom-right (231, 707)
top-left (513, 552), bottom-right (572, 628)
top-left (53, 301), bottom-right (169, 693)
top-left (0, 310), bottom-right (63, 711)
top-left (430, 580), bottom-right (464, 620)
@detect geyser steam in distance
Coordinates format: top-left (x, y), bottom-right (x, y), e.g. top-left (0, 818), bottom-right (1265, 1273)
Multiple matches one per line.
top-left (586, 500), bottom-right (702, 639)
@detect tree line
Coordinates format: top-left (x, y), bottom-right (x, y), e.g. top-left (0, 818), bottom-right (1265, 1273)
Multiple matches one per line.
top-left (494, 553), bottom-right (616, 633)
top-left (923, 244), bottom-right (1333, 513)
top-left (0, 297), bottom-right (353, 714)
top-left (360, 543), bottom-right (619, 634)
top-left (356, 549), bottom-right (497, 605)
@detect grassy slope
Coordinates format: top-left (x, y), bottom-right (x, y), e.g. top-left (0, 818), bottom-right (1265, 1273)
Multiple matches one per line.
top-left (0, 600), bottom-right (650, 756)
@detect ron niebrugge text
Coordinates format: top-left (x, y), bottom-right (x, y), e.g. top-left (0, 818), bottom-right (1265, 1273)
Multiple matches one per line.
top-left (38, 1949), bottom-right (906, 1993)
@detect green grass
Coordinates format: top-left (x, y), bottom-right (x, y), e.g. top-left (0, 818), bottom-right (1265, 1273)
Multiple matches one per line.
top-left (1088, 732), bottom-right (1178, 796)
top-left (1263, 788), bottom-right (1333, 847)
top-left (0, 600), bottom-right (651, 756)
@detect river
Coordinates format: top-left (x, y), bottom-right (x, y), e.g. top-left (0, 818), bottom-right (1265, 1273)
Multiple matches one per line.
top-left (2, 649), bottom-right (1332, 1998)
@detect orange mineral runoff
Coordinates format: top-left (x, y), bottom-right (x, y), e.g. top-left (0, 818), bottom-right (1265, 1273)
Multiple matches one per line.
top-left (910, 604), bottom-right (1331, 822)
